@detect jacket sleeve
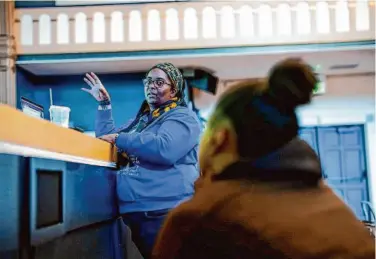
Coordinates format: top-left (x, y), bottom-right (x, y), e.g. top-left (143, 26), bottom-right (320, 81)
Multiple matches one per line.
top-left (95, 109), bottom-right (133, 137)
top-left (114, 112), bottom-right (201, 165)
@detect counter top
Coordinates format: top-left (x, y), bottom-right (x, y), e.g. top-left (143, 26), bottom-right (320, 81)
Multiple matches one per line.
top-left (0, 104), bottom-right (117, 168)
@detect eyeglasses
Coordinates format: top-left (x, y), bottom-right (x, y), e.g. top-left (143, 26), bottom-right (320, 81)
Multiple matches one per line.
top-left (143, 78), bottom-right (172, 88)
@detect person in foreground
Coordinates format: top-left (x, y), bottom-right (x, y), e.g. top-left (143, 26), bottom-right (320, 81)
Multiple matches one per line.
top-left (152, 59), bottom-right (375, 259)
top-left (82, 63), bottom-right (201, 259)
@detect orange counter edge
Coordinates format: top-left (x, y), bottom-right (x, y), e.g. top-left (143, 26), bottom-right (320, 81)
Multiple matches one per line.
top-left (0, 104), bottom-right (117, 165)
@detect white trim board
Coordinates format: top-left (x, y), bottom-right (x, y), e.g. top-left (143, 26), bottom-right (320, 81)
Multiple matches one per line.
top-left (0, 142), bottom-right (116, 168)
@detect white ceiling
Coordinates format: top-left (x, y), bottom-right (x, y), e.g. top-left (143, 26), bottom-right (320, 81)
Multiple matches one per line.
top-left (17, 47), bottom-right (375, 80)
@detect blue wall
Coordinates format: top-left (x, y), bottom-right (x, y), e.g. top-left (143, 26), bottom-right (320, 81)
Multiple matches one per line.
top-left (16, 67), bottom-right (146, 131)
top-left (15, 0), bottom-right (163, 8)
top-left (15, 1), bottom-right (56, 8)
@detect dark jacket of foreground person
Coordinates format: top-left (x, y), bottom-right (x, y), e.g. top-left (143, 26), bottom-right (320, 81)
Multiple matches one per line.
top-left (153, 138), bottom-right (375, 259)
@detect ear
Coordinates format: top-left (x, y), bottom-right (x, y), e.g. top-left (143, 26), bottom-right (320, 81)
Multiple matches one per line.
top-left (211, 127), bottom-right (231, 154)
top-left (170, 87), bottom-right (178, 98)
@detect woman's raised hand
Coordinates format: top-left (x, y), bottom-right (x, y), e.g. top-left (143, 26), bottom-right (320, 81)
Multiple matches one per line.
top-left (82, 72), bottom-right (111, 102)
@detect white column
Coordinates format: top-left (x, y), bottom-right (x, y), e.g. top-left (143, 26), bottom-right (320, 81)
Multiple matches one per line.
top-left (0, 0), bottom-right (16, 107)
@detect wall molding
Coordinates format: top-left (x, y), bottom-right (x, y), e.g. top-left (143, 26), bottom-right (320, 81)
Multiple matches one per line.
top-left (0, 1), bottom-right (16, 107)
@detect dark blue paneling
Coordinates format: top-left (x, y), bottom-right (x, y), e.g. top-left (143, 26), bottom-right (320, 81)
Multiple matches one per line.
top-left (15, 0), bottom-right (182, 8)
top-left (0, 154), bottom-right (22, 252)
top-left (33, 218), bottom-right (138, 259)
top-left (16, 68), bottom-right (146, 131)
top-left (17, 41), bottom-right (376, 64)
top-left (15, 1), bottom-right (56, 8)
top-left (33, 221), bottom-right (116, 259)
top-left (65, 163), bottom-right (117, 230)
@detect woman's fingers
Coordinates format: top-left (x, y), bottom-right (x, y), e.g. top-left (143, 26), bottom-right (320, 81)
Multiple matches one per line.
top-left (90, 72), bottom-right (102, 84)
top-left (81, 88), bottom-right (92, 94)
top-left (83, 72), bottom-right (108, 101)
top-left (85, 73), bottom-right (96, 86)
top-left (83, 77), bottom-right (94, 88)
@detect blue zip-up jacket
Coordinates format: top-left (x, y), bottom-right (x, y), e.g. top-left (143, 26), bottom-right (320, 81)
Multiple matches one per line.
top-left (96, 106), bottom-right (201, 213)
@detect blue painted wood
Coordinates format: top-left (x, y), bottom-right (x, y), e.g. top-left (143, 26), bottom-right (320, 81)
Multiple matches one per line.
top-left (317, 125), bottom-right (370, 220)
top-left (0, 154), bottom-right (22, 253)
top-left (33, 219), bottom-right (119, 259)
top-left (64, 163), bottom-right (118, 231)
top-left (15, 0), bottom-right (175, 8)
top-left (299, 125), bottom-right (370, 220)
top-left (15, 1), bottom-right (56, 8)
top-left (0, 153), bottom-right (122, 258)
top-left (16, 68), bottom-right (146, 131)
top-left (16, 66), bottom-right (200, 132)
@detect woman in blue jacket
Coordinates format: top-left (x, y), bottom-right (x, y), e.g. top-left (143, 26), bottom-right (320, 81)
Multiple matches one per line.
top-left (82, 63), bottom-right (201, 258)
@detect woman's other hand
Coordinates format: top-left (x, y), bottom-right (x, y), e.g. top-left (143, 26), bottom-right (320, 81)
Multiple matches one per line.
top-left (98, 134), bottom-right (118, 144)
top-left (82, 72), bottom-right (111, 102)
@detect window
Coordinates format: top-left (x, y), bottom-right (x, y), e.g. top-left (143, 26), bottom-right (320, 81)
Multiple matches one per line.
top-left (356, 0), bottom-right (370, 31)
top-left (57, 14), bottom-right (69, 44)
top-left (111, 11), bottom-right (124, 42)
top-left (277, 4), bottom-right (292, 35)
top-left (202, 7), bottom-right (217, 39)
top-left (93, 12), bottom-right (106, 43)
top-left (296, 2), bottom-right (311, 34)
top-left (166, 8), bottom-right (179, 40)
top-left (316, 1), bottom-right (330, 33)
top-left (21, 15), bottom-right (33, 45)
top-left (184, 8), bottom-right (198, 39)
top-left (220, 6), bottom-right (235, 38)
top-left (258, 5), bottom-right (273, 37)
top-left (147, 10), bottom-right (161, 41)
top-left (129, 11), bottom-right (142, 42)
top-left (335, 0), bottom-right (350, 32)
top-left (75, 13), bottom-right (88, 43)
top-left (239, 5), bottom-right (253, 37)
top-left (39, 14), bottom-right (51, 44)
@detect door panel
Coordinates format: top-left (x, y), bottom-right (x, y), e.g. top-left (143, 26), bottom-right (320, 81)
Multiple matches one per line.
top-left (317, 125), bottom-right (369, 220)
top-left (347, 187), bottom-right (368, 218)
top-left (324, 149), bottom-right (342, 179)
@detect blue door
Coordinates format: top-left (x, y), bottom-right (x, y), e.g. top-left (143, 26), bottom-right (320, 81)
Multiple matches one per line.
top-left (299, 125), bottom-right (370, 220)
top-left (299, 127), bottom-right (319, 154)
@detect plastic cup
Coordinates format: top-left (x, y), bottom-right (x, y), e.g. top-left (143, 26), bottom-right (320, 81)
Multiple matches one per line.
top-left (49, 105), bottom-right (71, 128)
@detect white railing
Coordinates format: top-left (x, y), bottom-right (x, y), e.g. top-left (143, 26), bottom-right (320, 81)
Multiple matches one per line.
top-left (14, 1), bottom-right (375, 55)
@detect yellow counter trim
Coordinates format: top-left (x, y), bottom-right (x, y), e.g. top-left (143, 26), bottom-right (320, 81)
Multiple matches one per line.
top-left (0, 104), bottom-right (117, 165)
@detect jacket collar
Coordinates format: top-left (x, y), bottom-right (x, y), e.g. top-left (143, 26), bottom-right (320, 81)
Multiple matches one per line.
top-left (213, 138), bottom-right (322, 186)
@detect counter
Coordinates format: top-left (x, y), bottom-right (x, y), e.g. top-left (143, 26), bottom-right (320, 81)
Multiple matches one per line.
top-left (0, 104), bottom-right (126, 259)
top-left (0, 104), bottom-right (117, 167)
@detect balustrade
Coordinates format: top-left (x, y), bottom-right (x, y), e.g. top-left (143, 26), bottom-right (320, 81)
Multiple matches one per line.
top-left (14, 1), bottom-right (375, 54)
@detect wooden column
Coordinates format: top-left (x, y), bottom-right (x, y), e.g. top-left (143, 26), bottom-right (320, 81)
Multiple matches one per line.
top-left (0, 0), bottom-right (16, 107)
